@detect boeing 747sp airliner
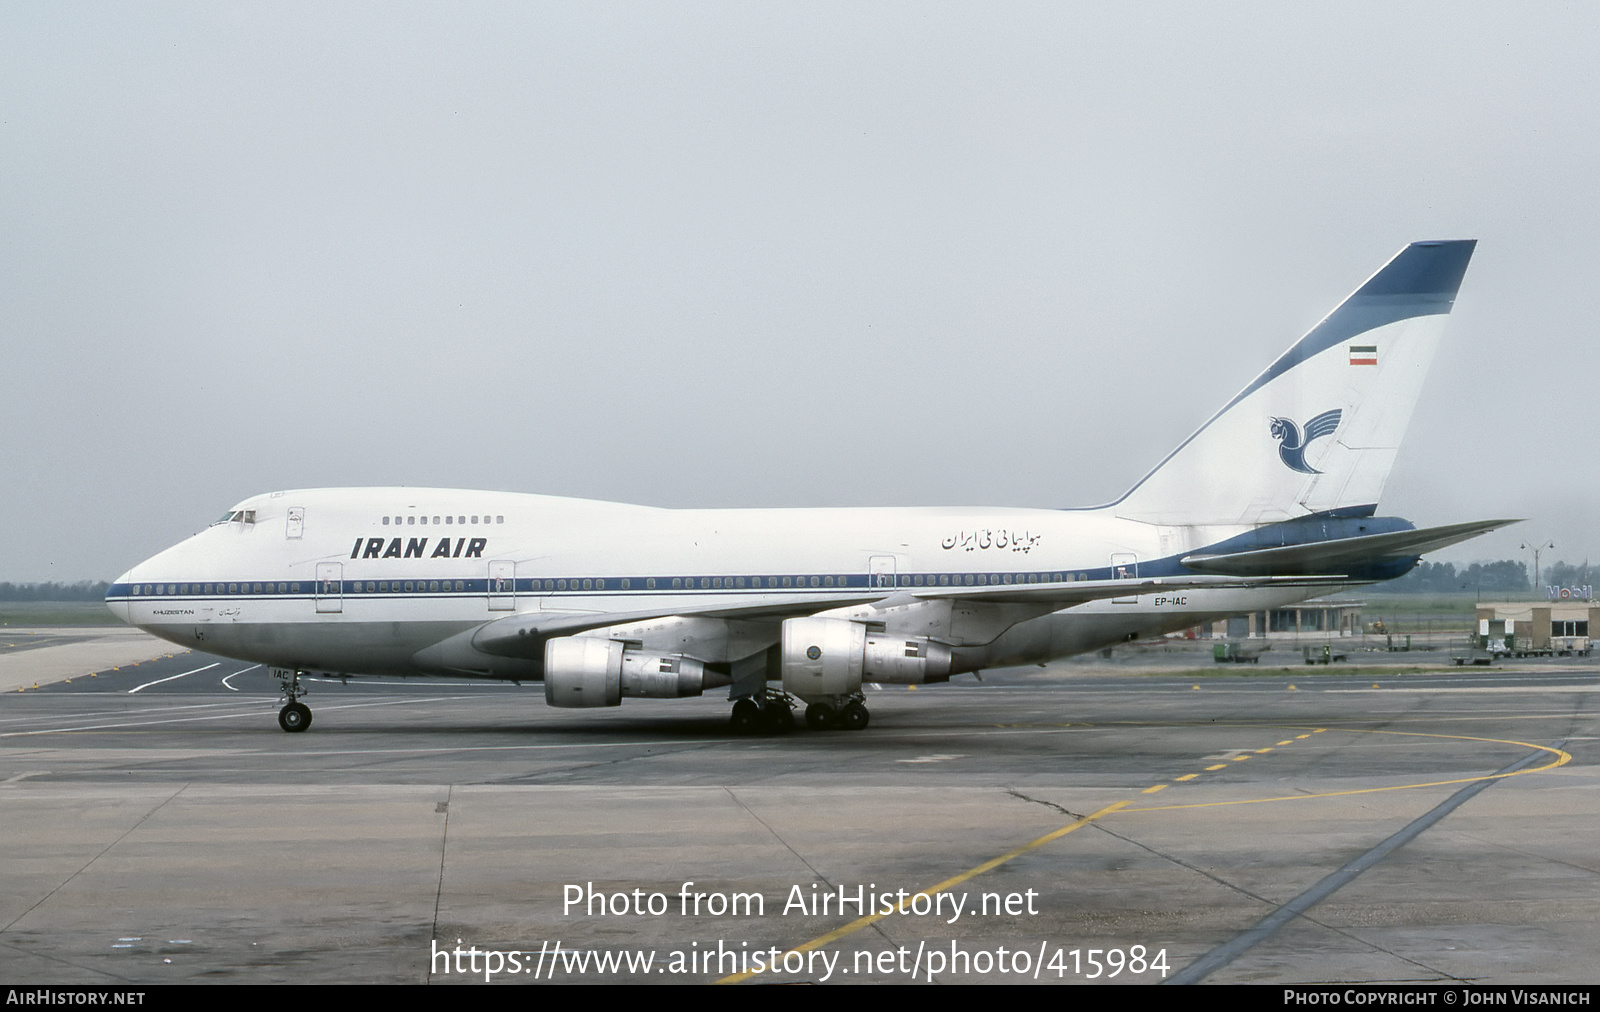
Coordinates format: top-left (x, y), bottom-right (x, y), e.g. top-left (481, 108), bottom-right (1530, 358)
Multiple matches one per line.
top-left (109, 240), bottom-right (1511, 733)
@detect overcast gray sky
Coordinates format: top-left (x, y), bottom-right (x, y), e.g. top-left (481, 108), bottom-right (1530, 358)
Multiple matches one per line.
top-left (2, 3), bottom-right (1595, 583)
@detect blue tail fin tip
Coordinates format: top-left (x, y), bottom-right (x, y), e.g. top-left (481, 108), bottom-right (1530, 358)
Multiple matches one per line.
top-left (1356, 239), bottom-right (1477, 299)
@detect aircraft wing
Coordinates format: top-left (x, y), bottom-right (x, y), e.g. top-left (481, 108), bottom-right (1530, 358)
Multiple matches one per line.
top-left (875, 572), bottom-right (1358, 606)
top-left (463, 572), bottom-right (1360, 657)
top-left (432, 516), bottom-right (1507, 669)
top-left (446, 516), bottom-right (1516, 666)
top-left (1179, 518), bottom-right (1519, 577)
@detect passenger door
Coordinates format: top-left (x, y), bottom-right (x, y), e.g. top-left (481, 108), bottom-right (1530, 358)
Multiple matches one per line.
top-left (1111, 553), bottom-right (1139, 604)
top-left (488, 560), bottom-right (516, 611)
top-left (315, 562), bottom-right (343, 613)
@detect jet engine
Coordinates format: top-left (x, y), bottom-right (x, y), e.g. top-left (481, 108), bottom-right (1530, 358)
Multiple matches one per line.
top-left (780, 616), bottom-right (952, 700)
top-left (544, 637), bottom-right (705, 708)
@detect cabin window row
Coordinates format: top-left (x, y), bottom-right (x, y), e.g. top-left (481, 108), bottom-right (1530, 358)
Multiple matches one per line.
top-left (127, 572), bottom-right (1098, 598)
top-left (529, 572), bottom-right (1086, 590)
top-left (382, 515), bottom-right (505, 525)
top-left (133, 583), bottom-right (302, 595)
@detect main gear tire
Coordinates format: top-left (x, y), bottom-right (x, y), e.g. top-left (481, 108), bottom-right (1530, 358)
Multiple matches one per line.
top-left (838, 701), bottom-right (869, 731)
top-left (730, 698), bottom-right (762, 734)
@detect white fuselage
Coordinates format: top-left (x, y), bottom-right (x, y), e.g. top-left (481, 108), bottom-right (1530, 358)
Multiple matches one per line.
top-left (110, 487), bottom-right (1322, 680)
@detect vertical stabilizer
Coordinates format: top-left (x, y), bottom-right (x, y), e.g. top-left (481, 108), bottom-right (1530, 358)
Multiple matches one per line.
top-left (1108, 240), bottom-right (1476, 526)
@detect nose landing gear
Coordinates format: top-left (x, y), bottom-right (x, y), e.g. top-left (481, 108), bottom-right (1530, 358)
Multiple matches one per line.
top-left (274, 668), bottom-right (312, 733)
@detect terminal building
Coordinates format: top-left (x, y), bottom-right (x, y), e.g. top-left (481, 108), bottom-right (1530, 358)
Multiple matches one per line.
top-left (1189, 599), bottom-right (1365, 641)
top-left (1183, 596), bottom-right (1595, 653)
top-left (1476, 600), bottom-right (1595, 654)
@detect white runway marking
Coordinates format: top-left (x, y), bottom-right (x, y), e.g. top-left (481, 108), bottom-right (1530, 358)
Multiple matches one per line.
top-left (1327, 684), bottom-right (1600, 694)
top-left (1, 695), bottom-right (501, 737)
top-left (0, 704), bottom-right (276, 737)
top-left (220, 664), bottom-right (261, 691)
top-left (128, 662), bottom-right (219, 694)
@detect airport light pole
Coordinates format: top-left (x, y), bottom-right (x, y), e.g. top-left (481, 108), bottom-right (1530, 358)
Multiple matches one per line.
top-left (1520, 539), bottom-right (1554, 595)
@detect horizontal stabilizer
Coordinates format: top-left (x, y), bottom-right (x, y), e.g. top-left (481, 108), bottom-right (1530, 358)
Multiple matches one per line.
top-left (1180, 518), bottom-right (1518, 577)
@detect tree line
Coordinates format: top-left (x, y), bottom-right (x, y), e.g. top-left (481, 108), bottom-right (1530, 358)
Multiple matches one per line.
top-left (0, 581), bottom-right (112, 601)
top-left (1373, 559), bottom-right (1592, 595)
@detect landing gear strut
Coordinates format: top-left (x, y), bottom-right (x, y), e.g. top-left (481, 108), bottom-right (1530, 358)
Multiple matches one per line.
top-left (275, 668), bottom-right (312, 733)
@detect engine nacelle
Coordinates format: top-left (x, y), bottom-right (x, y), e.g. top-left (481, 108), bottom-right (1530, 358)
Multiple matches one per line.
top-left (545, 637), bottom-right (622, 708)
top-left (781, 617), bottom-right (952, 699)
top-left (781, 617), bottom-right (865, 698)
top-left (620, 651), bottom-right (705, 699)
top-left (544, 637), bottom-right (705, 708)
top-left (863, 633), bottom-right (953, 685)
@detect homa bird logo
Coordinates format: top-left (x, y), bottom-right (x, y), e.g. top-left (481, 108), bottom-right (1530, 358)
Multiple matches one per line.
top-left (1269, 409), bottom-right (1342, 474)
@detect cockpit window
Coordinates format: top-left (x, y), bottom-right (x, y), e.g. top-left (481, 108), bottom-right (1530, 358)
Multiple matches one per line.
top-left (211, 509), bottom-right (257, 526)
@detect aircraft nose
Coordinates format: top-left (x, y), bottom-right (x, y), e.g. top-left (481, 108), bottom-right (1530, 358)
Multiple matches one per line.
top-left (106, 566), bottom-right (137, 624)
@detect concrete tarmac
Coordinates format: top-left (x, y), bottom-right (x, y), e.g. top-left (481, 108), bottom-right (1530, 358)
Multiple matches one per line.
top-left (0, 626), bottom-right (177, 693)
top-left (0, 640), bottom-right (1595, 985)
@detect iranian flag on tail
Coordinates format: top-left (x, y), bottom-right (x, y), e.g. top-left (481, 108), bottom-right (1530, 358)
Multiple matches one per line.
top-left (1348, 344), bottom-right (1378, 366)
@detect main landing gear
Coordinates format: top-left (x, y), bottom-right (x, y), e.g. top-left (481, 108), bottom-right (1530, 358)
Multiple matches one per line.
top-left (803, 697), bottom-right (869, 731)
top-left (275, 668), bottom-right (312, 733)
top-left (729, 692), bottom-right (794, 735)
top-left (730, 692), bottom-right (869, 734)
